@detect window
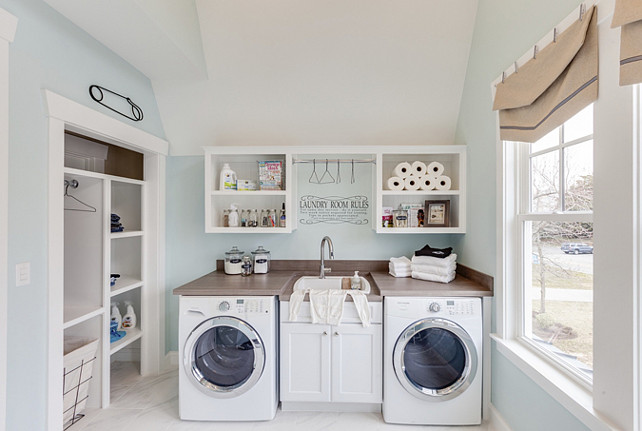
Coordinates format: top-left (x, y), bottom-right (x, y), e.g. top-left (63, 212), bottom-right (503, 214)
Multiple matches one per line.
top-left (516, 104), bottom-right (594, 383)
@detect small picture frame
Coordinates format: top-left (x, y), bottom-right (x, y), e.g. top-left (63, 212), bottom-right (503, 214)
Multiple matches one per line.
top-left (424, 200), bottom-right (450, 227)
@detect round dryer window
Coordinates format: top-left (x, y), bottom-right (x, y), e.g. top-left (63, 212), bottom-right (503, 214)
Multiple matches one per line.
top-left (184, 316), bottom-right (265, 398)
top-left (393, 318), bottom-right (477, 401)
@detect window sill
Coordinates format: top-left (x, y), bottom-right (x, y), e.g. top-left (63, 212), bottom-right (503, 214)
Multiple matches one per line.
top-left (491, 334), bottom-right (615, 431)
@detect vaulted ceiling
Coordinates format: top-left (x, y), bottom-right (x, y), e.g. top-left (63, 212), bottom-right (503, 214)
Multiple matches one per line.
top-left (44, 0), bottom-right (478, 155)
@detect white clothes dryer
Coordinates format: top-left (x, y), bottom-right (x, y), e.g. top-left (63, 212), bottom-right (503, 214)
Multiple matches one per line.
top-left (383, 297), bottom-right (482, 425)
top-left (178, 296), bottom-right (278, 421)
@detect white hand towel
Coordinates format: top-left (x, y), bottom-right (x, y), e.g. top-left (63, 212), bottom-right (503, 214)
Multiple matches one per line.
top-left (411, 253), bottom-right (457, 267)
top-left (389, 270), bottom-right (411, 278)
top-left (389, 262), bottom-right (411, 271)
top-left (346, 290), bottom-right (371, 327)
top-left (309, 289), bottom-right (347, 325)
top-left (390, 256), bottom-right (412, 265)
top-left (411, 271), bottom-right (456, 284)
top-left (411, 262), bottom-right (457, 276)
top-left (289, 288), bottom-right (308, 321)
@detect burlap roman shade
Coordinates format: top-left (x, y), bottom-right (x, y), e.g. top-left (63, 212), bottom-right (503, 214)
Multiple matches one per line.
top-left (611, 0), bottom-right (642, 85)
top-left (493, 6), bottom-right (598, 143)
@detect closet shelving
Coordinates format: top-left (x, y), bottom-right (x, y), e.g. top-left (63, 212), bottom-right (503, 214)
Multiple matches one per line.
top-left (63, 161), bottom-right (146, 409)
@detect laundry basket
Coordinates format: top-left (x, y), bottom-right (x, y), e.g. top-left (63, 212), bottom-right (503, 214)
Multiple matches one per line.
top-left (63, 337), bottom-right (99, 429)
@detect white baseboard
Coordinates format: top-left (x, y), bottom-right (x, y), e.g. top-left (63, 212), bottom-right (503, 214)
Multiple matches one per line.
top-left (488, 403), bottom-right (511, 431)
top-left (164, 351), bottom-right (179, 371)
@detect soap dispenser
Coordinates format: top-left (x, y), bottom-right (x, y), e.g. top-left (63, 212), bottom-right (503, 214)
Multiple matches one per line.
top-left (351, 271), bottom-right (361, 290)
top-left (121, 301), bottom-right (137, 329)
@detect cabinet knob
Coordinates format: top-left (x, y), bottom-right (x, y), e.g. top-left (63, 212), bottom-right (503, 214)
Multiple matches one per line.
top-left (334, 331), bottom-right (339, 336)
top-left (323, 331), bottom-right (327, 336)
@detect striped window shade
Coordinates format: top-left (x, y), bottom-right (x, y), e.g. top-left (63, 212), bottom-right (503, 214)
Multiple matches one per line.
top-left (611, 0), bottom-right (642, 86)
top-left (492, 6), bottom-right (598, 143)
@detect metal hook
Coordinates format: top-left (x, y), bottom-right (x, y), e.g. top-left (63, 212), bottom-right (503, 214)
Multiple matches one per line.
top-left (501, 71), bottom-right (506, 84)
top-left (533, 45), bottom-right (539, 59)
top-left (336, 160), bottom-right (341, 184)
top-left (514, 61), bottom-right (519, 74)
top-left (553, 27), bottom-right (558, 43)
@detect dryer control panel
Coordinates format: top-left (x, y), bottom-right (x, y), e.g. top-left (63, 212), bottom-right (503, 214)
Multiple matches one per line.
top-left (425, 299), bottom-right (476, 316)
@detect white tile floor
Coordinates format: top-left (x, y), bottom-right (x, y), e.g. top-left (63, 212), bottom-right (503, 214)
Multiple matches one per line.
top-left (70, 362), bottom-right (490, 431)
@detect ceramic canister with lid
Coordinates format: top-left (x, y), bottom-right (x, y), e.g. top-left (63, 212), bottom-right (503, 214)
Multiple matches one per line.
top-left (252, 246), bottom-right (271, 273)
top-left (224, 246), bottom-right (244, 275)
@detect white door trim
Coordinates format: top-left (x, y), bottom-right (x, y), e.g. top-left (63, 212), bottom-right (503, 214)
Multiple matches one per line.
top-left (0, 8), bottom-right (17, 431)
top-left (45, 90), bottom-right (167, 430)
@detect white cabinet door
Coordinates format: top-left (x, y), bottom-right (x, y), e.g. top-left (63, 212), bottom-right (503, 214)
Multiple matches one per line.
top-left (331, 323), bottom-right (382, 403)
top-left (280, 323), bottom-right (331, 402)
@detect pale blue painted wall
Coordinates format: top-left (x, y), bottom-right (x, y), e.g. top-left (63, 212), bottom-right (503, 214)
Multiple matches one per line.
top-left (1, 0), bottom-right (165, 429)
top-left (165, 156), bottom-right (459, 351)
top-left (454, 0), bottom-right (587, 429)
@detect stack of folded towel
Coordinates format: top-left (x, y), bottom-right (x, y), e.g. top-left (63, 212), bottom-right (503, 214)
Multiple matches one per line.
top-left (111, 213), bottom-right (124, 233)
top-left (389, 256), bottom-right (412, 277)
top-left (411, 245), bottom-right (457, 283)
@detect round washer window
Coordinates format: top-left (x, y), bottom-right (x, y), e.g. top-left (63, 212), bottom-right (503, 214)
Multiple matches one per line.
top-left (403, 327), bottom-right (466, 390)
top-left (194, 325), bottom-right (255, 388)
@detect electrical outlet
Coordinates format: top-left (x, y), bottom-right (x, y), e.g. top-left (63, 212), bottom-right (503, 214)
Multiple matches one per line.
top-left (15, 262), bottom-right (30, 287)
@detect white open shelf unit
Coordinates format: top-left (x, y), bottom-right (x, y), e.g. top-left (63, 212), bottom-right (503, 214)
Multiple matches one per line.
top-left (205, 145), bottom-right (466, 234)
top-left (63, 166), bottom-right (147, 410)
top-left (204, 147), bottom-right (293, 233)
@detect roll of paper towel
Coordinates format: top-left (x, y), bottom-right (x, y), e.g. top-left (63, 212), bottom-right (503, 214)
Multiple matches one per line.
top-left (435, 175), bottom-right (452, 190)
top-left (427, 161), bottom-right (445, 177)
top-left (419, 176), bottom-right (437, 191)
top-left (404, 177), bottom-right (420, 191)
top-left (411, 161), bottom-right (427, 177)
top-left (393, 162), bottom-right (412, 178)
top-left (387, 177), bottom-right (404, 191)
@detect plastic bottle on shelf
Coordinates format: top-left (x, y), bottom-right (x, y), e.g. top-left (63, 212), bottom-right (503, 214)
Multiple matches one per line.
top-left (351, 271), bottom-right (361, 290)
top-left (121, 301), bottom-right (137, 329)
top-left (219, 163), bottom-right (237, 190)
top-left (228, 204), bottom-right (239, 227)
top-left (111, 302), bottom-right (122, 330)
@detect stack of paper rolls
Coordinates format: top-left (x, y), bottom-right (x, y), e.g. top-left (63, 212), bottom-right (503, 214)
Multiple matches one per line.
top-left (387, 161), bottom-right (451, 191)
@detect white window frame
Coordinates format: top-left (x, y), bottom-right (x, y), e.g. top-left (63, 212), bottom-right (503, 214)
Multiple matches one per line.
top-left (516, 123), bottom-right (595, 387)
top-left (493, 3), bottom-right (641, 430)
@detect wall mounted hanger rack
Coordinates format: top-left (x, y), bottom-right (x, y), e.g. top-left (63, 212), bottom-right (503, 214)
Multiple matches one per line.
top-left (64, 179), bottom-right (97, 212)
top-left (295, 158), bottom-right (375, 185)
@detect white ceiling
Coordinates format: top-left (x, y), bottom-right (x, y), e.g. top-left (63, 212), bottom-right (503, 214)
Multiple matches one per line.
top-left (44, 0), bottom-right (478, 155)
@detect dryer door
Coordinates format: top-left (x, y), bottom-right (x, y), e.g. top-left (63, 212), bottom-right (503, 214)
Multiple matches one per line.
top-left (393, 317), bottom-right (477, 401)
top-left (184, 316), bottom-right (265, 398)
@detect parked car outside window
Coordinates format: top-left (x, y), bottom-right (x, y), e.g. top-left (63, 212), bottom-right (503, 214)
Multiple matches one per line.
top-left (561, 242), bottom-right (593, 254)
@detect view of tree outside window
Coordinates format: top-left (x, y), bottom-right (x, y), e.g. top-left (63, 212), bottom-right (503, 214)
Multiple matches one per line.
top-left (520, 104), bottom-right (593, 380)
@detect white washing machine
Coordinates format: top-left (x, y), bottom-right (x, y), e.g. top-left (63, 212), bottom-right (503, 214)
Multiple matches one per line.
top-left (383, 297), bottom-right (482, 425)
top-left (178, 296), bottom-right (278, 421)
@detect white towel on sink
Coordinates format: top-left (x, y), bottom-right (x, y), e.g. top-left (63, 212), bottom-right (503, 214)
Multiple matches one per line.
top-left (288, 288), bottom-right (308, 322)
top-left (346, 290), bottom-right (371, 327)
top-left (310, 289), bottom-right (347, 325)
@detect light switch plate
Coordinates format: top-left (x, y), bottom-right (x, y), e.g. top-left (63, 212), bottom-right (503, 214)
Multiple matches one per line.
top-left (15, 262), bottom-right (30, 286)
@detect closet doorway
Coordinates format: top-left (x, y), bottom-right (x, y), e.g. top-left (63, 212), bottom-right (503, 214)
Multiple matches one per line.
top-left (46, 91), bottom-right (168, 431)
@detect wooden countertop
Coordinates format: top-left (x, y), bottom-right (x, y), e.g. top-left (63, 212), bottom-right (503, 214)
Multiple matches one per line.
top-left (173, 260), bottom-right (493, 299)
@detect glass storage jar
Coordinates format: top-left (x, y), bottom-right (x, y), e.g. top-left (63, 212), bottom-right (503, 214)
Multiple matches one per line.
top-left (224, 246), bottom-right (244, 275)
top-left (251, 246), bottom-right (271, 274)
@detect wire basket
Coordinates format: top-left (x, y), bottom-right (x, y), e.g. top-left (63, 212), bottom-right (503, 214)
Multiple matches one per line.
top-left (63, 338), bottom-right (99, 429)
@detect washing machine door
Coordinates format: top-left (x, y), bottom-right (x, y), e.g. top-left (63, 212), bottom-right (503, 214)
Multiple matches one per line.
top-left (393, 317), bottom-right (477, 401)
top-left (184, 316), bottom-right (265, 398)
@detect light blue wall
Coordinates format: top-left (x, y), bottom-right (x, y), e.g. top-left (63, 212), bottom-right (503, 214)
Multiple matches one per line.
top-left (1, 0), bottom-right (165, 429)
top-left (166, 156), bottom-right (459, 351)
top-left (454, 0), bottom-right (586, 429)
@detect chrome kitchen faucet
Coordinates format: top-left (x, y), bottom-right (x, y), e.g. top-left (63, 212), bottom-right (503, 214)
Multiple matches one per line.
top-left (319, 236), bottom-right (334, 279)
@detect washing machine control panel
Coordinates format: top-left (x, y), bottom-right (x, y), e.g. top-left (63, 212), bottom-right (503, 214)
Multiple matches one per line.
top-left (426, 299), bottom-right (475, 315)
top-left (229, 298), bottom-right (267, 314)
